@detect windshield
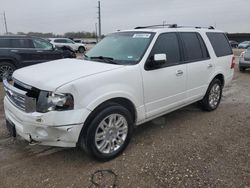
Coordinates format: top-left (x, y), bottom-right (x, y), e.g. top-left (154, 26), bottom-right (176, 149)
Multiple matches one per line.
top-left (85, 32), bottom-right (155, 64)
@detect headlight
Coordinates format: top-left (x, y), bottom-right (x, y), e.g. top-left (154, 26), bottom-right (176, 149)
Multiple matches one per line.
top-left (36, 91), bottom-right (74, 113)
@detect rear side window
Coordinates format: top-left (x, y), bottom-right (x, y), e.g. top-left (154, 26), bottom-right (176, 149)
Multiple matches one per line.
top-left (149, 32), bottom-right (181, 65)
top-left (10, 39), bottom-right (32, 48)
top-left (0, 39), bottom-right (11, 48)
top-left (206, 32), bottom-right (233, 57)
top-left (180, 32), bottom-right (209, 62)
top-left (54, 39), bottom-right (66, 43)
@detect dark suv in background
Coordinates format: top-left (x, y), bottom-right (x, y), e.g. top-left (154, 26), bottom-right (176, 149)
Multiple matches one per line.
top-left (0, 35), bottom-right (76, 80)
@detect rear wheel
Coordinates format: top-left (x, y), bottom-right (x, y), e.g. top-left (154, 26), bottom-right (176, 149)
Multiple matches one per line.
top-left (0, 62), bottom-right (15, 81)
top-left (239, 67), bottom-right (245, 72)
top-left (79, 103), bottom-right (134, 161)
top-left (200, 79), bottom-right (222, 111)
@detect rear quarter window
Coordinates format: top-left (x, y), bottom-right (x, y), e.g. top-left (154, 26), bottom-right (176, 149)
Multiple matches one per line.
top-left (206, 32), bottom-right (233, 57)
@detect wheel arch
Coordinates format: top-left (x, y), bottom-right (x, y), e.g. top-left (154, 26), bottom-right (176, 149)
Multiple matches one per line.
top-left (77, 97), bottom-right (137, 146)
top-left (0, 58), bottom-right (18, 68)
top-left (213, 73), bottom-right (225, 88)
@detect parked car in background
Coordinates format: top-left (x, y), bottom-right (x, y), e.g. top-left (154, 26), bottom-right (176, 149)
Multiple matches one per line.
top-left (3, 25), bottom-right (234, 160)
top-left (0, 35), bottom-right (76, 80)
top-left (238, 41), bottom-right (250, 49)
top-left (73, 39), bottom-right (85, 44)
top-left (239, 47), bottom-right (250, 72)
top-left (229, 40), bottom-right (238, 48)
top-left (49, 38), bottom-right (86, 53)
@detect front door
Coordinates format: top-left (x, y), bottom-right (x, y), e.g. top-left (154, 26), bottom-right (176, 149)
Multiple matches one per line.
top-left (141, 32), bottom-right (187, 118)
top-left (32, 38), bottom-right (63, 62)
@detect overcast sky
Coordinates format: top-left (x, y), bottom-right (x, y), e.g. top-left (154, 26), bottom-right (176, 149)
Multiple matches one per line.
top-left (0, 0), bottom-right (250, 35)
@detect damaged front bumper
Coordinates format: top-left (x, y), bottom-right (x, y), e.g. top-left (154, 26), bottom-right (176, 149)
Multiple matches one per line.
top-left (4, 96), bottom-right (90, 147)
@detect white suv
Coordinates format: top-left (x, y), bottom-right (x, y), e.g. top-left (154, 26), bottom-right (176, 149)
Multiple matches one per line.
top-left (49, 38), bottom-right (86, 53)
top-left (3, 25), bottom-right (235, 160)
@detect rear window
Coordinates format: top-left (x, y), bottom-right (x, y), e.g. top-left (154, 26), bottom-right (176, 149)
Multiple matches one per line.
top-left (0, 39), bottom-right (11, 48)
top-left (206, 32), bottom-right (233, 57)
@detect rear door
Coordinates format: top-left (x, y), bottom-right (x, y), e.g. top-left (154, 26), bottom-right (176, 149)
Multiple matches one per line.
top-left (9, 38), bottom-right (38, 67)
top-left (179, 32), bottom-right (213, 102)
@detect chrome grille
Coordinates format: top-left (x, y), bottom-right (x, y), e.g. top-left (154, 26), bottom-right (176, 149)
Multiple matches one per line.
top-left (3, 79), bottom-right (37, 112)
top-left (6, 90), bottom-right (26, 111)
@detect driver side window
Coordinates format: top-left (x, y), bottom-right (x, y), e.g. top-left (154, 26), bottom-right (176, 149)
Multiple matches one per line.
top-left (147, 33), bottom-right (181, 69)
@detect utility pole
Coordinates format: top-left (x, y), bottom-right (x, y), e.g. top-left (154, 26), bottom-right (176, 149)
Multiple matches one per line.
top-left (163, 21), bottom-right (166, 27)
top-left (3, 11), bottom-right (8, 34)
top-left (97, 1), bottom-right (101, 41)
top-left (95, 23), bottom-right (98, 43)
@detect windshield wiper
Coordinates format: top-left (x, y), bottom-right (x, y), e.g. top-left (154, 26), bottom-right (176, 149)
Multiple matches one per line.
top-left (90, 56), bottom-right (118, 64)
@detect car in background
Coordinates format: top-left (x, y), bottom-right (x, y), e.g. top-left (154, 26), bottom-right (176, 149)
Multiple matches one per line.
top-left (0, 35), bottom-right (75, 80)
top-left (238, 41), bottom-right (250, 49)
top-left (49, 38), bottom-right (86, 53)
top-left (239, 47), bottom-right (250, 72)
top-left (73, 39), bottom-right (85, 44)
top-left (229, 40), bottom-right (238, 48)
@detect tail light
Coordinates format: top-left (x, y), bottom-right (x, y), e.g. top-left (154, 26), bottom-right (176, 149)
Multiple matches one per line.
top-left (240, 52), bottom-right (245, 58)
top-left (231, 56), bottom-right (236, 69)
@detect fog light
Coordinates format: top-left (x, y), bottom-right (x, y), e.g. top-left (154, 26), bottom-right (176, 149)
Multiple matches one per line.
top-left (35, 128), bottom-right (48, 137)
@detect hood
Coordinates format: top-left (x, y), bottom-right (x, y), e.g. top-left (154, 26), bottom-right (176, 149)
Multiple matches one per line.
top-left (13, 59), bottom-right (123, 91)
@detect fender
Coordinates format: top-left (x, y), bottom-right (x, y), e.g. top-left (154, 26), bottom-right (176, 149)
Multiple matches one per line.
top-left (207, 69), bottom-right (225, 86)
top-left (85, 91), bottom-right (145, 123)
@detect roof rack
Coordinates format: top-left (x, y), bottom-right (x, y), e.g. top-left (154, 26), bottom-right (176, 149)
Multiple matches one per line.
top-left (134, 24), bottom-right (177, 29)
top-left (134, 24), bottom-right (214, 30)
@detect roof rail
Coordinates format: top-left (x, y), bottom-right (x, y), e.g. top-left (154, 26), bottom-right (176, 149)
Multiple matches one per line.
top-left (134, 24), bottom-right (214, 30)
top-left (134, 24), bottom-right (177, 29)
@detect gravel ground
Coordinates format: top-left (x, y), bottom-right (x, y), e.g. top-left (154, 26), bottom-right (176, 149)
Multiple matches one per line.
top-left (0, 60), bottom-right (249, 188)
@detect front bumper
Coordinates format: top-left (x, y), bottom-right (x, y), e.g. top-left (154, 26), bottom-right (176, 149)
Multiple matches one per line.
top-left (4, 97), bottom-right (91, 147)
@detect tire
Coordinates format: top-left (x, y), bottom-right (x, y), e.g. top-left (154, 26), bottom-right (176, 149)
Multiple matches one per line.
top-left (0, 62), bottom-right (16, 81)
top-left (200, 79), bottom-right (222, 111)
top-left (78, 46), bottom-right (85, 54)
top-left (79, 103), bottom-right (134, 161)
top-left (239, 67), bottom-right (245, 72)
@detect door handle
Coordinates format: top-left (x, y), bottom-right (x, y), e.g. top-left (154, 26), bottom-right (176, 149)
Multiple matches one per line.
top-left (176, 70), bottom-right (184, 76)
top-left (208, 64), bottom-right (213, 68)
top-left (36, 50), bottom-right (43, 53)
top-left (11, 50), bottom-right (19, 52)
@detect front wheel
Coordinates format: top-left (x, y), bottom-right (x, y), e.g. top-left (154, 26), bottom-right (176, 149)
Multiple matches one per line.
top-left (0, 62), bottom-right (16, 81)
top-left (79, 103), bottom-right (134, 161)
top-left (200, 79), bottom-right (222, 111)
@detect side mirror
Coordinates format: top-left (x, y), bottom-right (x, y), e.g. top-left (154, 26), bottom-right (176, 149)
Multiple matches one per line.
top-left (152, 54), bottom-right (167, 66)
